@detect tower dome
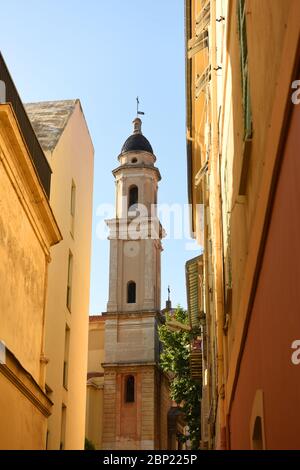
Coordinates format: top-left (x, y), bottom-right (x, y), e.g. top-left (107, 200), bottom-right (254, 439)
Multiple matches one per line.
top-left (120, 117), bottom-right (153, 154)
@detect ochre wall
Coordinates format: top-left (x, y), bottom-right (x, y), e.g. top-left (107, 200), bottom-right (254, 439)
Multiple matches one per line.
top-left (0, 374), bottom-right (47, 450)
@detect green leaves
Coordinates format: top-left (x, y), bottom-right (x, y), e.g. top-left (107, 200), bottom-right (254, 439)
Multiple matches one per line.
top-left (159, 306), bottom-right (201, 450)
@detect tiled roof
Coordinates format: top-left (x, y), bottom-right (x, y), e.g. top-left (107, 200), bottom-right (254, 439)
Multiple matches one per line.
top-left (25, 99), bottom-right (77, 152)
top-left (89, 315), bottom-right (105, 322)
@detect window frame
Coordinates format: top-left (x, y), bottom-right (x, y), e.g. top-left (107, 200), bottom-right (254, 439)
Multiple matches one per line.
top-left (128, 185), bottom-right (139, 212)
top-left (124, 375), bottom-right (135, 403)
top-left (66, 251), bottom-right (73, 312)
top-left (70, 180), bottom-right (76, 237)
top-left (127, 281), bottom-right (136, 304)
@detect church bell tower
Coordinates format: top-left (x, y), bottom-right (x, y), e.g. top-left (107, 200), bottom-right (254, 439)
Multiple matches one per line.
top-left (102, 117), bottom-right (163, 450)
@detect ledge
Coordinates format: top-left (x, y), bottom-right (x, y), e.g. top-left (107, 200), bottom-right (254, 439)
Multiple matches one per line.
top-left (0, 347), bottom-right (52, 417)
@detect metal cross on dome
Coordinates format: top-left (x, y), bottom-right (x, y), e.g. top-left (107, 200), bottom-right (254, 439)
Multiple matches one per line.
top-left (136, 96), bottom-right (145, 117)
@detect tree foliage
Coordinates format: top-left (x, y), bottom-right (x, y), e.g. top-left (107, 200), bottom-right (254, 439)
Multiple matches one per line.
top-left (84, 437), bottom-right (96, 450)
top-left (159, 306), bottom-right (201, 450)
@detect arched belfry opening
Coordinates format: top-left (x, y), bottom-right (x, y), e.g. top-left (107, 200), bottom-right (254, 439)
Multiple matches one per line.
top-left (127, 281), bottom-right (136, 303)
top-left (128, 185), bottom-right (138, 211)
top-left (125, 375), bottom-right (135, 403)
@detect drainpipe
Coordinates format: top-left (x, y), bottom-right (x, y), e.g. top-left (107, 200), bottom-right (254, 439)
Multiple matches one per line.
top-left (210, 0), bottom-right (226, 449)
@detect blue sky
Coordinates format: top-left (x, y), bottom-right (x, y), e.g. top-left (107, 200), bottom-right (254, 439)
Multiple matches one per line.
top-left (0, 0), bottom-right (199, 314)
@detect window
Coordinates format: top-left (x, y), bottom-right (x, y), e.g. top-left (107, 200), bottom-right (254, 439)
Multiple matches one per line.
top-left (250, 389), bottom-right (265, 450)
top-left (252, 416), bottom-right (263, 450)
top-left (70, 181), bottom-right (76, 236)
top-left (45, 430), bottom-right (49, 450)
top-left (63, 325), bottom-right (70, 389)
top-left (0, 80), bottom-right (6, 103)
top-left (128, 185), bottom-right (138, 211)
top-left (125, 375), bottom-right (135, 403)
top-left (60, 405), bottom-right (66, 450)
top-left (127, 281), bottom-right (136, 304)
top-left (66, 252), bottom-right (73, 311)
top-left (237, 0), bottom-right (252, 140)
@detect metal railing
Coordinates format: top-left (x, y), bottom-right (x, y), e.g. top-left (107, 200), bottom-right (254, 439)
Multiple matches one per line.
top-left (0, 52), bottom-right (51, 197)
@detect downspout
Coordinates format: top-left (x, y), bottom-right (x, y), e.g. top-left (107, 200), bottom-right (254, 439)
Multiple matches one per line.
top-left (210, 0), bottom-right (226, 449)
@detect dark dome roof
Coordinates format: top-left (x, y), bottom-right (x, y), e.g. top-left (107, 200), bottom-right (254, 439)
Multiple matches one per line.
top-left (121, 133), bottom-right (153, 154)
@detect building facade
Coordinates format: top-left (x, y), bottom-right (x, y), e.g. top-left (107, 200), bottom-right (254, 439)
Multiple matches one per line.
top-left (0, 54), bottom-right (61, 449)
top-left (26, 100), bottom-right (94, 449)
top-left (185, 0), bottom-right (300, 449)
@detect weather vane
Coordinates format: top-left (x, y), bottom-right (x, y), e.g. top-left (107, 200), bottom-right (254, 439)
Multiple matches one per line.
top-left (136, 96), bottom-right (145, 117)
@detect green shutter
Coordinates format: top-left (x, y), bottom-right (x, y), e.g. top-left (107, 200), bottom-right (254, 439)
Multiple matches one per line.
top-left (237, 0), bottom-right (252, 140)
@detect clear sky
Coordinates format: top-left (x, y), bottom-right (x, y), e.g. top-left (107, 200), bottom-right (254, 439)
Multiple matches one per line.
top-left (0, 0), bottom-right (199, 314)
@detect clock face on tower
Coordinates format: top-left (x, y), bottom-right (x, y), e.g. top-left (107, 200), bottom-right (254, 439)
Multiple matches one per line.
top-left (124, 241), bottom-right (140, 258)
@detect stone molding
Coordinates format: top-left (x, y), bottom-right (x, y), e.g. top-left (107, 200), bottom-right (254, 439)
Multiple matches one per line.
top-left (0, 347), bottom-right (52, 418)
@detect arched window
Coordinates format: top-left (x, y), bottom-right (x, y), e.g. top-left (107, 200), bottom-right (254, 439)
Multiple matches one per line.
top-left (252, 416), bottom-right (263, 450)
top-left (127, 281), bottom-right (136, 303)
top-left (125, 375), bottom-right (135, 403)
top-left (128, 185), bottom-right (138, 211)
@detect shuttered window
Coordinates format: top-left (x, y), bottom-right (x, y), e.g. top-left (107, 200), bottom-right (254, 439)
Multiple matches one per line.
top-left (187, 1), bottom-right (210, 59)
top-left (195, 65), bottom-right (211, 99)
top-left (187, 29), bottom-right (209, 59)
top-left (237, 0), bottom-right (252, 140)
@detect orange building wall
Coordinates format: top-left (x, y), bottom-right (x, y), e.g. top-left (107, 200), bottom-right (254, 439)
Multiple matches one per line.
top-left (230, 103), bottom-right (300, 449)
top-left (159, 373), bottom-right (172, 450)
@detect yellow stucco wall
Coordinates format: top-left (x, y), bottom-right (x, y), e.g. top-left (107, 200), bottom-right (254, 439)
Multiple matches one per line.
top-left (85, 317), bottom-right (105, 449)
top-left (0, 159), bottom-right (46, 383)
top-left (0, 374), bottom-right (47, 450)
top-left (44, 101), bottom-right (94, 449)
top-left (0, 104), bottom-right (61, 449)
top-left (86, 383), bottom-right (104, 449)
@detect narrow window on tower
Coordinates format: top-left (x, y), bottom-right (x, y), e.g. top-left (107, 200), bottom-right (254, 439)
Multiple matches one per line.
top-left (127, 281), bottom-right (136, 304)
top-left (125, 375), bottom-right (135, 403)
top-left (128, 185), bottom-right (138, 212)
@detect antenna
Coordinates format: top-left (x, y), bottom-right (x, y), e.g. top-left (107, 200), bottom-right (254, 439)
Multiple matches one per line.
top-left (136, 96), bottom-right (145, 117)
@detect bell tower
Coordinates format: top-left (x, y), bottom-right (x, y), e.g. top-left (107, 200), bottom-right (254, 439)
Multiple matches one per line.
top-left (102, 117), bottom-right (163, 450)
